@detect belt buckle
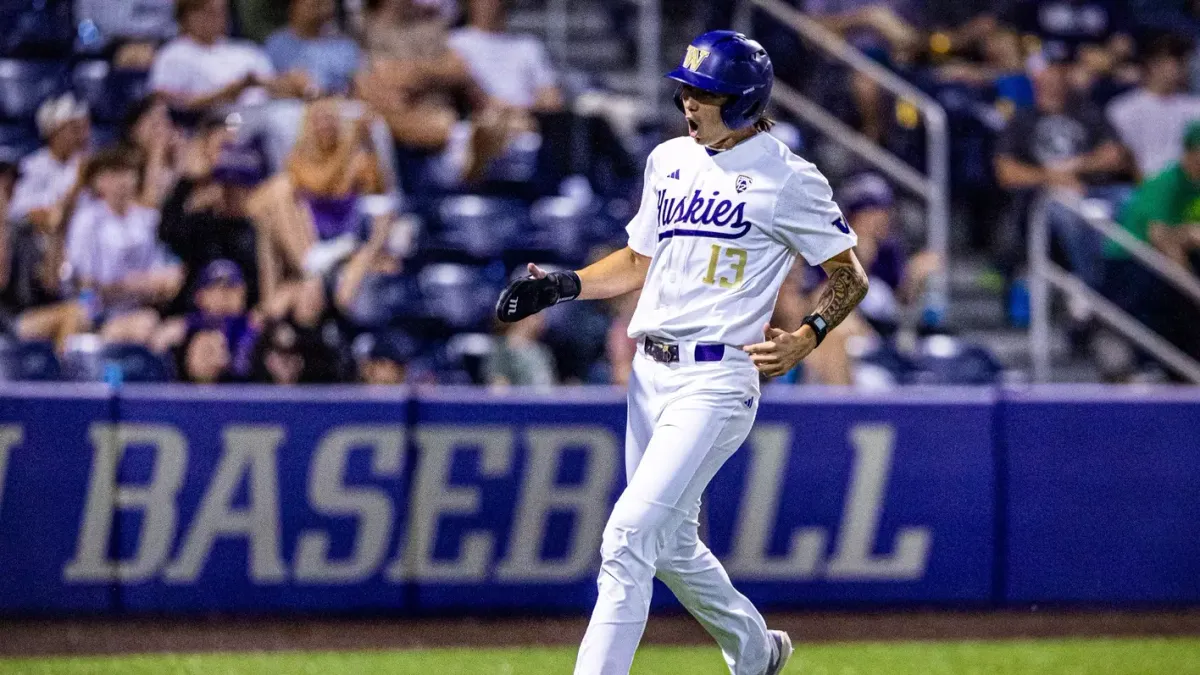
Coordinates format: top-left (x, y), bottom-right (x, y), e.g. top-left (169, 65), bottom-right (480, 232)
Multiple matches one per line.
top-left (645, 338), bottom-right (678, 363)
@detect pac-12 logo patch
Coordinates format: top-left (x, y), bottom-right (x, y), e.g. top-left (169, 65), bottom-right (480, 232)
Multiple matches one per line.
top-left (735, 175), bottom-right (752, 193)
top-left (832, 216), bottom-right (850, 233)
top-left (683, 45), bottom-right (711, 71)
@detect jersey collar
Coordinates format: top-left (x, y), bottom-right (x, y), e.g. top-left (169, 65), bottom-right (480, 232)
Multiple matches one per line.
top-left (703, 131), bottom-right (767, 157)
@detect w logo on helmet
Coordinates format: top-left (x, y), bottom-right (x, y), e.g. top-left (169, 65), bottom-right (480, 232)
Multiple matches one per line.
top-left (683, 45), bottom-right (711, 71)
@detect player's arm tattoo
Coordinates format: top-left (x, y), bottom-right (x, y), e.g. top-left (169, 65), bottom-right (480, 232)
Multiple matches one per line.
top-left (813, 262), bottom-right (869, 331)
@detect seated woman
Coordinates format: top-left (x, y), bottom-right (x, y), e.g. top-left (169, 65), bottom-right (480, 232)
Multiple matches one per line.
top-left (247, 97), bottom-right (384, 328)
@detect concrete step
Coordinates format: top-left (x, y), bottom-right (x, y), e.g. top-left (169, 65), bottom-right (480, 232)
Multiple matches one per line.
top-left (944, 295), bottom-right (1007, 332)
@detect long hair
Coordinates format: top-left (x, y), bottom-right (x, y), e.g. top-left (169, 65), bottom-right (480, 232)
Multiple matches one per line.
top-left (753, 116), bottom-right (776, 133)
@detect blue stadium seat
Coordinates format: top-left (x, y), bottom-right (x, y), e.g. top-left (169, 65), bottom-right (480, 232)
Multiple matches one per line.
top-left (527, 196), bottom-right (594, 265)
top-left (343, 273), bottom-right (421, 329)
top-left (432, 196), bottom-right (526, 261)
top-left (0, 123), bottom-right (37, 163)
top-left (440, 332), bottom-right (493, 384)
top-left (62, 338), bottom-right (172, 382)
top-left (99, 343), bottom-right (173, 383)
top-left (909, 335), bottom-right (1002, 385)
top-left (0, 340), bottom-right (61, 381)
top-left (90, 123), bottom-right (119, 148)
top-left (417, 263), bottom-right (496, 330)
top-left (849, 337), bottom-right (913, 389)
top-left (0, 0), bottom-right (73, 58)
top-left (72, 61), bottom-right (150, 123)
top-left (0, 59), bottom-right (68, 122)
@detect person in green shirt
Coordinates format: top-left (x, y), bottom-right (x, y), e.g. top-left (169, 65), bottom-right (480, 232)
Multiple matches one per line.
top-left (1107, 123), bottom-right (1200, 264)
top-left (1103, 122), bottom-right (1200, 357)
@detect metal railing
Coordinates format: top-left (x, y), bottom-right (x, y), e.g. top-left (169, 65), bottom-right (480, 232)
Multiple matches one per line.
top-left (1028, 194), bottom-right (1200, 383)
top-left (735, 0), bottom-right (951, 323)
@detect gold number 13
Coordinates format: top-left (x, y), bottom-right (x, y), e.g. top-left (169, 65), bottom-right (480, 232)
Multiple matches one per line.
top-left (702, 245), bottom-right (747, 288)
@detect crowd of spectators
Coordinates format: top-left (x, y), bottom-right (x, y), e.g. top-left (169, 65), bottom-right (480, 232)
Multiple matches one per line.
top-left (0, 0), bottom-right (644, 387)
top-left (4, 0), bottom-right (1200, 386)
top-left (727, 0), bottom-right (1200, 382)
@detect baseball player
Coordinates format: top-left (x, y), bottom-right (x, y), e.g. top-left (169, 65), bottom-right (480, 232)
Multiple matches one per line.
top-left (496, 30), bottom-right (868, 675)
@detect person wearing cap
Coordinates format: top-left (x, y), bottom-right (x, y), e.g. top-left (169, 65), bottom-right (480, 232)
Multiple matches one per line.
top-left (770, 173), bottom-right (935, 385)
top-left (154, 259), bottom-right (260, 373)
top-left (64, 148), bottom-right (183, 345)
top-left (7, 94), bottom-right (92, 230)
top-left (830, 172), bottom-right (939, 334)
top-left (159, 115), bottom-right (262, 315)
top-left (354, 331), bottom-right (413, 385)
top-left (1102, 121), bottom-right (1200, 361)
top-left (0, 139), bottom-right (91, 351)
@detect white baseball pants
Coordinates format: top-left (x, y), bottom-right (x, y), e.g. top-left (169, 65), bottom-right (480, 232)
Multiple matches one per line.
top-left (574, 345), bottom-right (771, 675)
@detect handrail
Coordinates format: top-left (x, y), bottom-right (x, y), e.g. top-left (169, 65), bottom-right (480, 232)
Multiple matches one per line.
top-left (736, 0), bottom-right (951, 324)
top-left (638, 0), bottom-right (662, 120)
top-left (1056, 194), bottom-right (1200, 307)
top-left (771, 82), bottom-right (932, 199)
top-left (1028, 193), bottom-right (1200, 383)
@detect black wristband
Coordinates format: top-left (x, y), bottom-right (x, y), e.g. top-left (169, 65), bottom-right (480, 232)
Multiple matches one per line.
top-left (551, 270), bottom-right (582, 303)
top-left (801, 313), bottom-right (829, 346)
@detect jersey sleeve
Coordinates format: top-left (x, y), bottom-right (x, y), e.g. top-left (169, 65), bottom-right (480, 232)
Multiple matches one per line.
top-left (624, 153), bottom-right (658, 256)
top-left (769, 166), bottom-right (857, 265)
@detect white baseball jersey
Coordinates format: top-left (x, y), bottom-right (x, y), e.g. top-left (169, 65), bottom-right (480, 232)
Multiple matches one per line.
top-left (625, 132), bottom-right (857, 346)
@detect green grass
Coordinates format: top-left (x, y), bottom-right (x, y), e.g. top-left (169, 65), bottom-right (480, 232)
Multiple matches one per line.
top-left (2, 638), bottom-right (1199, 674)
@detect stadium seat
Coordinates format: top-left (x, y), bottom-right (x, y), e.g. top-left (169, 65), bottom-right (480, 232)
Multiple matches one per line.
top-left (441, 332), bottom-right (493, 384)
top-left (431, 196), bottom-right (526, 261)
top-left (0, 123), bottom-right (37, 163)
top-left (417, 263), bottom-right (496, 331)
top-left (90, 123), bottom-right (119, 148)
top-left (0, 0), bottom-right (73, 58)
top-left (0, 340), bottom-right (61, 381)
top-left (527, 196), bottom-right (594, 265)
top-left (343, 273), bottom-right (421, 329)
top-left (909, 335), bottom-right (1002, 385)
top-left (0, 59), bottom-right (68, 122)
top-left (99, 343), bottom-right (173, 383)
top-left (72, 61), bottom-right (150, 123)
top-left (62, 337), bottom-right (172, 383)
top-left (847, 336), bottom-right (913, 389)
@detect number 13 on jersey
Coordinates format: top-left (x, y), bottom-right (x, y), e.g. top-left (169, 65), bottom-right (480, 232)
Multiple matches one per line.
top-left (702, 244), bottom-right (748, 288)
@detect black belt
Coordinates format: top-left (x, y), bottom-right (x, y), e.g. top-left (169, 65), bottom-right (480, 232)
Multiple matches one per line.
top-left (643, 337), bottom-right (726, 364)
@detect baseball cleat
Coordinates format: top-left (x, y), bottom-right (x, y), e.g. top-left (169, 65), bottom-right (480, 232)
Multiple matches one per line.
top-left (764, 629), bottom-right (793, 675)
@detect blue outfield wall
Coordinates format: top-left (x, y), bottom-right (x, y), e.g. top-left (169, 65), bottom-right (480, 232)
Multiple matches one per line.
top-left (0, 384), bottom-right (1195, 615)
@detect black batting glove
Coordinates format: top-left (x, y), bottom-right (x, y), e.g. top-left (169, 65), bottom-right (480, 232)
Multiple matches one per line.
top-left (496, 270), bottom-right (581, 322)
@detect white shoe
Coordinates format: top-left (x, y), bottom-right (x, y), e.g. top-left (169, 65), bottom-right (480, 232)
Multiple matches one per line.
top-left (764, 629), bottom-right (793, 675)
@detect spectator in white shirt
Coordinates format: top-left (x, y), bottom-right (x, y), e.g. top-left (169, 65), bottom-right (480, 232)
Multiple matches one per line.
top-left (8, 94), bottom-right (91, 230)
top-left (149, 0), bottom-right (314, 114)
top-left (448, 0), bottom-right (564, 112)
top-left (65, 149), bottom-right (183, 344)
top-left (1107, 34), bottom-right (1200, 180)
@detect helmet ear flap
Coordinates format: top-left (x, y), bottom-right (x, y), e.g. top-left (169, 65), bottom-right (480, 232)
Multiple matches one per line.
top-left (673, 85), bottom-right (685, 112)
top-left (743, 99), bottom-right (762, 120)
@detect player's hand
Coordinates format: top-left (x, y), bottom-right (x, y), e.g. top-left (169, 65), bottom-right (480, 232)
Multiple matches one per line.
top-left (495, 264), bottom-right (581, 322)
top-left (742, 323), bottom-right (818, 378)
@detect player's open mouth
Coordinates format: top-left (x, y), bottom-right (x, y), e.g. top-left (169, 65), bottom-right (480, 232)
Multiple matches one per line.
top-left (687, 118), bottom-right (699, 137)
